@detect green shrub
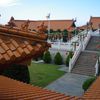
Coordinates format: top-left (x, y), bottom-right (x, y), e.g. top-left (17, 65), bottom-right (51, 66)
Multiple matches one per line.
top-left (82, 77), bottom-right (96, 91)
top-left (66, 51), bottom-right (73, 66)
top-left (69, 51), bottom-right (73, 58)
top-left (66, 54), bottom-right (70, 66)
top-left (54, 52), bottom-right (63, 65)
top-left (43, 51), bottom-right (52, 63)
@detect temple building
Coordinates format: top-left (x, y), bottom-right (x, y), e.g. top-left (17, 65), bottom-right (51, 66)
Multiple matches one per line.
top-left (11, 17), bottom-right (76, 32)
top-left (89, 16), bottom-right (100, 30)
top-left (79, 16), bottom-right (100, 31)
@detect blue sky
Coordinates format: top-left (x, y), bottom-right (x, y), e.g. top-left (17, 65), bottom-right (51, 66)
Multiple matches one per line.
top-left (0, 0), bottom-right (100, 26)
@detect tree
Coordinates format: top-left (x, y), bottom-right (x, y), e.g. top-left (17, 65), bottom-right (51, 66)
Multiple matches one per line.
top-left (57, 29), bottom-right (61, 33)
top-left (72, 29), bottom-right (79, 36)
top-left (62, 29), bottom-right (68, 42)
top-left (50, 29), bottom-right (54, 33)
top-left (43, 51), bottom-right (52, 63)
top-left (63, 29), bottom-right (68, 33)
top-left (54, 52), bottom-right (63, 65)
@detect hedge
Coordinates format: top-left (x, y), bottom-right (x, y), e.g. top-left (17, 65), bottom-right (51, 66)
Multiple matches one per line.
top-left (43, 51), bottom-right (52, 63)
top-left (82, 77), bottom-right (96, 91)
top-left (54, 52), bottom-right (63, 65)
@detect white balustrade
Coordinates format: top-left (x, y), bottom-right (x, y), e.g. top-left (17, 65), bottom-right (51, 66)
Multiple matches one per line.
top-left (83, 33), bottom-right (91, 50)
top-left (69, 44), bottom-right (82, 72)
top-left (95, 59), bottom-right (99, 76)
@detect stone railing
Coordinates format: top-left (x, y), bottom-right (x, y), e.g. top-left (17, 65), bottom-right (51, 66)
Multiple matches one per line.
top-left (95, 59), bottom-right (99, 76)
top-left (95, 57), bottom-right (100, 76)
top-left (83, 33), bottom-right (91, 50)
top-left (68, 44), bottom-right (82, 72)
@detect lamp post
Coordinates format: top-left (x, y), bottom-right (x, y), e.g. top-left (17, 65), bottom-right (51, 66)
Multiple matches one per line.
top-left (78, 34), bottom-right (84, 50)
top-left (0, 14), bottom-right (1, 24)
top-left (86, 22), bottom-right (89, 35)
top-left (72, 41), bottom-right (79, 52)
top-left (46, 13), bottom-right (50, 34)
top-left (74, 18), bottom-right (77, 36)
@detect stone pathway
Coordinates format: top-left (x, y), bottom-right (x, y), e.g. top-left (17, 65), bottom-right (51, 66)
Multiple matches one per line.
top-left (58, 65), bottom-right (68, 72)
top-left (45, 73), bottom-right (90, 97)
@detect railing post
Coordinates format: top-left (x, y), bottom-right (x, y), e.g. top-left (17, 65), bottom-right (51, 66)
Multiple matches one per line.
top-left (69, 58), bottom-right (72, 72)
top-left (95, 60), bottom-right (99, 76)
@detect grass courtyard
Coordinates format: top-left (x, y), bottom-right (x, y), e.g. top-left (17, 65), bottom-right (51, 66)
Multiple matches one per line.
top-left (28, 62), bottom-right (65, 87)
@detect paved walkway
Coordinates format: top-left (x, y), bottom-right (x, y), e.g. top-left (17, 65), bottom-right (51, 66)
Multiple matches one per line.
top-left (58, 65), bottom-right (69, 72)
top-left (45, 73), bottom-right (90, 97)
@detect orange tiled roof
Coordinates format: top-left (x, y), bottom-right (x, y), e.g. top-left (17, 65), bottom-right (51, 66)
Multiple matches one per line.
top-left (0, 75), bottom-right (80, 100)
top-left (83, 76), bottom-right (100, 99)
top-left (0, 25), bottom-right (50, 66)
top-left (13, 19), bottom-right (75, 31)
top-left (89, 16), bottom-right (100, 29)
top-left (1, 75), bottom-right (100, 100)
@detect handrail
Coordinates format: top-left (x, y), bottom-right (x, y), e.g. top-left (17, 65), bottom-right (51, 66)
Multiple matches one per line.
top-left (95, 59), bottom-right (99, 76)
top-left (69, 44), bottom-right (82, 72)
top-left (83, 33), bottom-right (91, 50)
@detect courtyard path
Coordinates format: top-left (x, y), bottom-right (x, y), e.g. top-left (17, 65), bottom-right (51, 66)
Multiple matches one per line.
top-left (45, 73), bottom-right (90, 97)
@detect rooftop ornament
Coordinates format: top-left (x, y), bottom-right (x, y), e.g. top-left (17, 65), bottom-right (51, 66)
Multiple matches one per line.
top-left (7, 16), bottom-right (16, 28)
top-left (37, 22), bottom-right (47, 34)
top-left (21, 20), bottom-right (30, 31)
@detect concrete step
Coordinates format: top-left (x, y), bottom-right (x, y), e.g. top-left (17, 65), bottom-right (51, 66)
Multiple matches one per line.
top-left (72, 51), bottom-right (98, 76)
top-left (86, 36), bottom-right (100, 51)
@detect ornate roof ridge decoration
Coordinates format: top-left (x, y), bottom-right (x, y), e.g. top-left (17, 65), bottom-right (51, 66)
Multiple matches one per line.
top-left (5, 16), bottom-right (16, 28)
top-left (0, 25), bottom-right (47, 41)
top-left (37, 22), bottom-right (47, 34)
top-left (21, 20), bottom-right (30, 31)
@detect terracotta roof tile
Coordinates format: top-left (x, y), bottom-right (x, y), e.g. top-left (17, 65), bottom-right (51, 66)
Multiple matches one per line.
top-left (7, 50), bottom-right (15, 59)
top-left (20, 43), bottom-right (26, 48)
top-left (13, 50), bottom-right (21, 58)
top-left (0, 75), bottom-right (79, 100)
top-left (3, 53), bottom-right (10, 61)
top-left (0, 38), bottom-right (3, 43)
top-left (0, 54), bottom-right (5, 63)
top-left (0, 46), bottom-right (6, 54)
top-left (17, 47), bottom-right (24, 55)
top-left (23, 48), bottom-right (30, 54)
top-left (24, 41), bottom-right (29, 45)
top-left (8, 42), bottom-right (16, 51)
top-left (1, 42), bottom-right (9, 51)
top-left (11, 39), bottom-right (19, 48)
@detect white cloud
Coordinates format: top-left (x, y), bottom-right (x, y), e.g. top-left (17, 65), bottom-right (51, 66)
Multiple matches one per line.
top-left (0, 0), bottom-right (20, 7)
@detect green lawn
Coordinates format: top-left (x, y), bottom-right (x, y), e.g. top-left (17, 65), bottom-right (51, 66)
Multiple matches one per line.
top-left (28, 62), bottom-right (65, 87)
